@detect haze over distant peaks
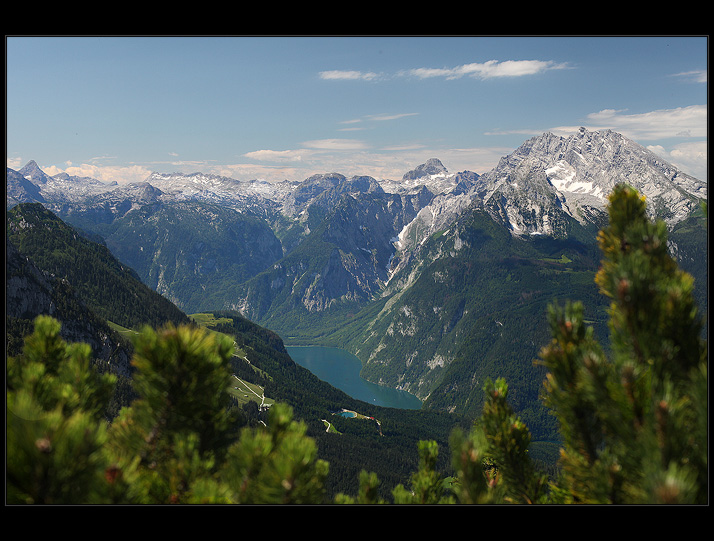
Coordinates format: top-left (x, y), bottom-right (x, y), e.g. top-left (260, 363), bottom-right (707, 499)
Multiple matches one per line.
top-left (8, 128), bottom-right (705, 236)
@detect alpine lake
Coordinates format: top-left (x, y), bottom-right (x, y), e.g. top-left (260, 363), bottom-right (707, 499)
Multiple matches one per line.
top-left (286, 346), bottom-right (422, 410)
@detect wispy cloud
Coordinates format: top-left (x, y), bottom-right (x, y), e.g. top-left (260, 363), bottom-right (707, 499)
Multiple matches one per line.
top-left (244, 139), bottom-right (369, 164)
top-left (244, 149), bottom-right (306, 162)
top-left (339, 112), bottom-right (419, 131)
top-left (483, 128), bottom-right (546, 137)
top-left (320, 60), bottom-right (569, 83)
top-left (405, 60), bottom-right (569, 80)
top-left (42, 163), bottom-right (154, 185)
top-left (301, 138), bottom-right (369, 151)
top-left (670, 70), bottom-right (707, 84)
top-left (365, 113), bottom-right (419, 122)
top-left (647, 140), bottom-right (707, 180)
top-left (584, 105), bottom-right (707, 140)
top-left (528, 105), bottom-right (708, 143)
top-left (319, 70), bottom-right (381, 81)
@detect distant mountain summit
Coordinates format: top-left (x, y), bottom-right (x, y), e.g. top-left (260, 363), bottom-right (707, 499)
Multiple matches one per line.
top-left (471, 127), bottom-right (707, 237)
top-left (18, 160), bottom-right (53, 184)
top-left (402, 158), bottom-right (448, 181)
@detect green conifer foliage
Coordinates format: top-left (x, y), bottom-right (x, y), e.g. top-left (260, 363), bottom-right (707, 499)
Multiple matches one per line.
top-left (442, 185), bottom-right (706, 504)
top-left (219, 403), bottom-right (329, 504)
top-left (537, 184), bottom-right (707, 503)
top-left (479, 377), bottom-right (550, 503)
top-left (448, 425), bottom-right (496, 504)
top-left (391, 440), bottom-right (454, 504)
top-left (105, 325), bottom-right (328, 504)
top-left (105, 324), bottom-right (240, 503)
top-left (7, 316), bottom-right (117, 504)
top-left (7, 317), bottom-right (329, 504)
top-left (334, 470), bottom-right (386, 504)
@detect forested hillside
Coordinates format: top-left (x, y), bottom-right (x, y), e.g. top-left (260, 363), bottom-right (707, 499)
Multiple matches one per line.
top-left (7, 202), bottom-right (192, 419)
top-left (200, 310), bottom-right (467, 499)
top-left (5, 204), bottom-right (468, 499)
top-left (7, 203), bottom-right (190, 331)
top-left (308, 206), bottom-right (608, 438)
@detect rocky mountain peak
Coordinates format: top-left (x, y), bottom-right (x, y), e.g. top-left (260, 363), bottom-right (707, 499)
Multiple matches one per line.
top-left (475, 128), bottom-right (706, 236)
top-left (19, 160), bottom-right (53, 184)
top-left (402, 158), bottom-right (448, 181)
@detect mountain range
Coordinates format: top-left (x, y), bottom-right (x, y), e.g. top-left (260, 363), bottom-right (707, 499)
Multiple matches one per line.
top-left (7, 128), bottom-right (707, 424)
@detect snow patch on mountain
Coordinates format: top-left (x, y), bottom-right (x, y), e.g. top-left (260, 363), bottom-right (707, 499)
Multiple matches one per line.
top-left (545, 160), bottom-right (604, 198)
top-left (475, 127), bottom-right (706, 236)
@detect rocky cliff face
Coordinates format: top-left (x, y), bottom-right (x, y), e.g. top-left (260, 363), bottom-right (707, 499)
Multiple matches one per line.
top-left (228, 186), bottom-right (439, 323)
top-left (476, 128), bottom-right (706, 235)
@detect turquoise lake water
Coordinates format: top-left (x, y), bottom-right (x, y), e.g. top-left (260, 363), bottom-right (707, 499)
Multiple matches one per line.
top-left (286, 346), bottom-right (422, 410)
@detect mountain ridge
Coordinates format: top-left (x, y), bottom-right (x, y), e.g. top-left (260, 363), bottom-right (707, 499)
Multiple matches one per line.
top-left (7, 128), bottom-right (707, 421)
top-left (9, 128), bottom-right (705, 235)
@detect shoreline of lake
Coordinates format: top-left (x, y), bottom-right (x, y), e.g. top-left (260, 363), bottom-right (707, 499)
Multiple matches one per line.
top-left (286, 345), bottom-right (422, 410)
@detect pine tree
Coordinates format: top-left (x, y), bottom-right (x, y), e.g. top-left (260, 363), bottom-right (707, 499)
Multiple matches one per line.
top-left (334, 470), bottom-right (386, 504)
top-left (219, 402), bottom-right (329, 504)
top-left (105, 324), bottom-right (329, 504)
top-left (6, 316), bottom-right (117, 504)
top-left (391, 440), bottom-right (454, 504)
top-left (538, 184), bottom-right (707, 503)
top-left (448, 185), bottom-right (707, 504)
top-left (7, 318), bottom-right (329, 504)
top-left (104, 324), bottom-right (241, 503)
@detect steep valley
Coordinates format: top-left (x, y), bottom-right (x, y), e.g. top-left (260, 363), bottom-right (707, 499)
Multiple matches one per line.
top-left (7, 128), bottom-right (708, 432)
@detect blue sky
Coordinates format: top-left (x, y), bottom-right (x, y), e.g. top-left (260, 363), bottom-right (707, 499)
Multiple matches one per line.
top-left (6, 36), bottom-right (708, 184)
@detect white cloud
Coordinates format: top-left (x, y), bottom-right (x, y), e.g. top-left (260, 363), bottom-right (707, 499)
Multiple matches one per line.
top-left (338, 112), bottom-right (419, 131)
top-left (42, 163), bottom-right (154, 185)
top-left (381, 143), bottom-right (426, 152)
top-left (407, 60), bottom-right (569, 80)
top-left (210, 163), bottom-right (306, 183)
top-left (668, 140), bottom-right (707, 163)
top-left (244, 149), bottom-right (305, 162)
top-left (321, 60), bottom-right (568, 83)
top-left (670, 70), bottom-right (707, 84)
top-left (7, 156), bottom-right (24, 169)
top-left (319, 70), bottom-right (380, 81)
top-left (584, 105), bottom-right (707, 140)
top-left (647, 140), bottom-right (707, 181)
top-left (483, 128), bottom-right (548, 137)
top-left (365, 112), bottom-right (419, 122)
top-left (542, 105), bottom-right (707, 142)
top-left (301, 138), bottom-right (369, 151)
